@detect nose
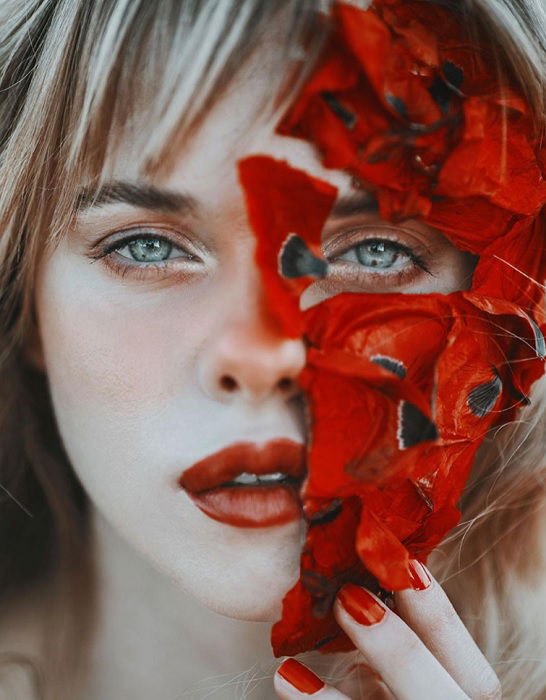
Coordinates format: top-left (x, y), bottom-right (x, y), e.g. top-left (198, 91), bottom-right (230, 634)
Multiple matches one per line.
top-left (198, 299), bottom-right (306, 405)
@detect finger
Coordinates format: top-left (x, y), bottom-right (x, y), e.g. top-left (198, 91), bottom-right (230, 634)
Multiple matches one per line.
top-left (274, 658), bottom-right (349, 700)
top-left (394, 561), bottom-right (502, 700)
top-left (334, 584), bottom-right (469, 700)
top-left (336, 661), bottom-right (397, 699)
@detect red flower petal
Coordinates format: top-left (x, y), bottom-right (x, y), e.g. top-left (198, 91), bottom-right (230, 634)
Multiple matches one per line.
top-left (237, 156), bottom-right (336, 337)
top-left (237, 0), bottom-right (546, 657)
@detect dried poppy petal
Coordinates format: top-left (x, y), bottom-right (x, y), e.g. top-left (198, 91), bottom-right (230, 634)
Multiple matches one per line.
top-left (238, 0), bottom-right (546, 656)
top-left (237, 156), bottom-right (337, 337)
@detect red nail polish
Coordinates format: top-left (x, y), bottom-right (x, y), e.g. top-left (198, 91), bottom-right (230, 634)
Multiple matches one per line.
top-left (408, 559), bottom-right (432, 590)
top-left (278, 659), bottom-right (325, 694)
top-left (337, 584), bottom-right (386, 625)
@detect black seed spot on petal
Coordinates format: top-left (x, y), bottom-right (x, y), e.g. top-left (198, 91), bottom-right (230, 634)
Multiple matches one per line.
top-left (442, 60), bottom-right (464, 91)
top-left (467, 373), bottom-right (502, 417)
top-left (278, 234), bottom-right (328, 279)
top-left (385, 93), bottom-right (409, 119)
top-left (302, 569), bottom-right (330, 593)
top-left (370, 354), bottom-right (407, 379)
top-left (321, 91), bottom-right (357, 129)
top-left (314, 634), bottom-right (340, 648)
top-left (428, 75), bottom-right (453, 115)
top-left (309, 499), bottom-right (342, 527)
top-left (397, 401), bottom-right (438, 449)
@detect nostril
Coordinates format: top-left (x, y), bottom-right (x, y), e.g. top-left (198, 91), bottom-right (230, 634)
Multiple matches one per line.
top-left (278, 377), bottom-right (294, 392)
top-left (217, 374), bottom-right (298, 397)
top-left (219, 375), bottom-right (238, 392)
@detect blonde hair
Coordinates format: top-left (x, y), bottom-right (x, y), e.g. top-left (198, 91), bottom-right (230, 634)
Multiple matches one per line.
top-left (0, 1), bottom-right (544, 698)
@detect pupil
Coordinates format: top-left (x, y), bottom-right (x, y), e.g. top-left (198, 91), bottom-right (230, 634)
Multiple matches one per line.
top-left (129, 238), bottom-right (171, 262)
top-left (356, 240), bottom-right (398, 269)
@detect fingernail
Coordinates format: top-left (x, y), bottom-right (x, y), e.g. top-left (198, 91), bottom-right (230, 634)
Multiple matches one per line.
top-left (337, 583), bottom-right (387, 625)
top-left (277, 658), bottom-right (325, 694)
top-left (408, 559), bottom-right (432, 590)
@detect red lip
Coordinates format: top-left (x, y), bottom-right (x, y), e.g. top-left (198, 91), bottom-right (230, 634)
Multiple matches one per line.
top-left (178, 439), bottom-right (306, 528)
top-left (180, 439), bottom-right (306, 491)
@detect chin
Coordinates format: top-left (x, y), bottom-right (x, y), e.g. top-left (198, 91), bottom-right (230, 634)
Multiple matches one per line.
top-left (200, 577), bottom-right (294, 623)
top-left (190, 544), bottom-right (300, 622)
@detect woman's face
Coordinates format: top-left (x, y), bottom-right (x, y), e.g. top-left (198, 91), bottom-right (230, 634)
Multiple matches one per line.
top-left (31, 59), bottom-right (475, 622)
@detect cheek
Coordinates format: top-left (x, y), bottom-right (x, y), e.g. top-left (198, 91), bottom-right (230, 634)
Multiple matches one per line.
top-left (34, 248), bottom-right (206, 418)
top-left (32, 247), bottom-right (304, 620)
top-left (31, 244), bottom-right (217, 509)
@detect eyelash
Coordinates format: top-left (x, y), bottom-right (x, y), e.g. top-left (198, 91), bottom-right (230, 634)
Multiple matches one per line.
top-left (86, 228), bottom-right (431, 284)
top-left (86, 230), bottom-right (201, 281)
top-left (328, 237), bottom-right (430, 272)
top-left (323, 230), bottom-right (432, 294)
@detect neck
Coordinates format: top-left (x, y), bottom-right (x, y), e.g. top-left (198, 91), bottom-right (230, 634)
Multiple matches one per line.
top-left (77, 509), bottom-right (276, 700)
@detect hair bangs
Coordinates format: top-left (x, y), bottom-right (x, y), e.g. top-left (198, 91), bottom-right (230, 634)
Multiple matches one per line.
top-left (70, 0), bottom-right (328, 199)
top-left (0, 0), bottom-right (326, 354)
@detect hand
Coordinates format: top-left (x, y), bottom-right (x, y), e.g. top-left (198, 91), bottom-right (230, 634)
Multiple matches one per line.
top-left (273, 560), bottom-right (501, 699)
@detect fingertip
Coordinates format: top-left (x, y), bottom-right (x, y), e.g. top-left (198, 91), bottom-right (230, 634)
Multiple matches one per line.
top-left (275, 658), bottom-right (325, 696)
top-left (335, 583), bottom-right (388, 627)
top-left (407, 559), bottom-right (433, 591)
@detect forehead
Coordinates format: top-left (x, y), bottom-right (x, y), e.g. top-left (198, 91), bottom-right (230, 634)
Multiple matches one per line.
top-left (98, 37), bottom-right (356, 205)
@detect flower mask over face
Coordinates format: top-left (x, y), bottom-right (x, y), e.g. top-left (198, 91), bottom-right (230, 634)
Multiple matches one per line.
top-left (237, 0), bottom-right (546, 656)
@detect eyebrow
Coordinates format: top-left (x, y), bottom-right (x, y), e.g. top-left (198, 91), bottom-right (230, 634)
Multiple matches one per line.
top-left (76, 179), bottom-right (377, 219)
top-left (330, 190), bottom-right (378, 218)
top-left (76, 181), bottom-right (198, 214)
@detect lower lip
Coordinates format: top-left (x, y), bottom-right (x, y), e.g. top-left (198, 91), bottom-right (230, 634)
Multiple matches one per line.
top-left (185, 484), bottom-right (302, 528)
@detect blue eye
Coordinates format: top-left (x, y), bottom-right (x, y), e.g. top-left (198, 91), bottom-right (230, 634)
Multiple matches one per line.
top-left (334, 238), bottom-right (414, 272)
top-left (122, 237), bottom-right (174, 262)
top-left (112, 234), bottom-right (198, 264)
top-left (86, 230), bottom-right (203, 281)
top-left (353, 240), bottom-right (402, 269)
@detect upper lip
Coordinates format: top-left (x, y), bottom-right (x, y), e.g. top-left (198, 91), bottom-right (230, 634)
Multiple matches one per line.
top-left (178, 438), bottom-right (306, 493)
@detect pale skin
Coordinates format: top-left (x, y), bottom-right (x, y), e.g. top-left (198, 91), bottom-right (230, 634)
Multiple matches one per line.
top-left (21, 45), bottom-right (501, 700)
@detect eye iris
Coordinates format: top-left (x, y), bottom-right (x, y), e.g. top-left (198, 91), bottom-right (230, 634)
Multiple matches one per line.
top-left (356, 241), bottom-right (399, 269)
top-left (128, 238), bottom-right (172, 262)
